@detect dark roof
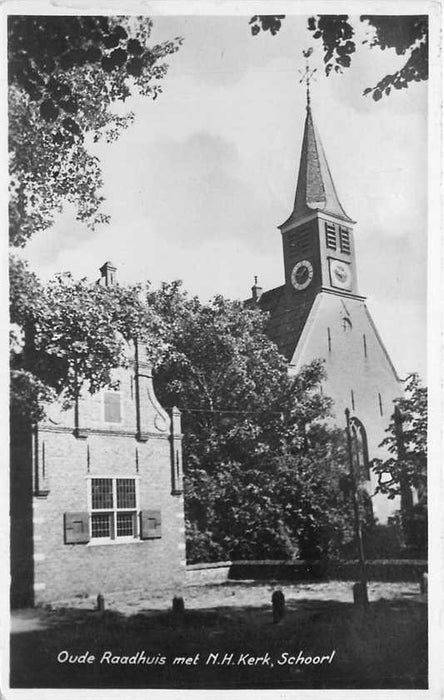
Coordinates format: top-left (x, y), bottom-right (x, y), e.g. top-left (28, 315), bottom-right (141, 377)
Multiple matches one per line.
top-left (250, 285), bottom-right (316, 362)
top-left (281, 105), bottom-right (354, 229)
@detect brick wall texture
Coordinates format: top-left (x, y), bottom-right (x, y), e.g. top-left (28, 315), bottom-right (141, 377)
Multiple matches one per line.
top-left (11, 348), bottom-right (185, 607)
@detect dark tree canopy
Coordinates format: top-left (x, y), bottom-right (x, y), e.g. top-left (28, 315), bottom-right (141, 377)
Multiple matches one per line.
top-left (372, 373), bottom-right (427, 500)
top-left (10, 260), bottom-right (167, 422)
top-left (147, 283), bottom-right (358, 562)
top-left (249, 14), bottom-right (428, 100)
top-left (10, 267), bottom-right (360, 561)
top-left (8, 16), bottom-right (181, 245)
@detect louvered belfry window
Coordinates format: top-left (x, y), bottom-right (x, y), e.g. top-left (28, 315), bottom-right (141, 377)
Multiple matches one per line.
top-left (339, 227), bottom-right (351, 254)
top-left (325, 222), bottom-right (336, 249)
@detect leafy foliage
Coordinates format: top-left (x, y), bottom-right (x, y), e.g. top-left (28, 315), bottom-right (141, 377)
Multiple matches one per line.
top-left (184, 439), bottom-right (357, 563)
top-left (372, 374), bottom-right (427, 498)
top-left (147, 283), bottom-right (357, 562)
top-left (11, 272), bottom-right (360, 560)
top-left (250, 14), bottom-right (428, 100)
top-left (10, 261), bottom-right (167, 420)
top-left (361, 16), bottom-right (428, 100)
top-left (8, 16), bottom-right (182, 245)
top-left (249, 15), bottom-right (285, 36)
top-left (372, 374), bottom-right (427, 555)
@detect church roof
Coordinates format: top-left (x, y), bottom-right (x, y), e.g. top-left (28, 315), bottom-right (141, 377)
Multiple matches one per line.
top-left (280, 105), bottom-right (354, 229)
top-left (254, 285), bottom-right (316, 362)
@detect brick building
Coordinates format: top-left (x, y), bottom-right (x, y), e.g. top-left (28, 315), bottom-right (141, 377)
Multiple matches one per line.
top-left (247, 97), bottom-right (404, 523)
top-left (10, 263), bottom-right (185, 607)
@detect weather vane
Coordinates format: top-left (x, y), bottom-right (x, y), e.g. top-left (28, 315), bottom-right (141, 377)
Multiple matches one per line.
top-left (298, 47), bottom-right (317, 106)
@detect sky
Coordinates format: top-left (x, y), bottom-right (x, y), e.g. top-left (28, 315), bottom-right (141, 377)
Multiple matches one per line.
top-left (19, 13), bottom-right (428, 379)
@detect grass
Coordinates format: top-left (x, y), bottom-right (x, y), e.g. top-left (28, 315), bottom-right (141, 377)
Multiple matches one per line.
top-left (10, 587), bottom-right (427, 689)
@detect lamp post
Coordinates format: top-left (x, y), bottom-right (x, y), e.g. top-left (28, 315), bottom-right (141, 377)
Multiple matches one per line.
top-left (345, 408), bottom-right (369, 607)
top-left (394, 405), bottom-right (414, 548)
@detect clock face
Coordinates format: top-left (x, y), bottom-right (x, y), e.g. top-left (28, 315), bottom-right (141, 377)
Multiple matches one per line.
top-left (291, 260), bottom-right (314, 290)
top-left (329, 259), bottom-right (352, 290)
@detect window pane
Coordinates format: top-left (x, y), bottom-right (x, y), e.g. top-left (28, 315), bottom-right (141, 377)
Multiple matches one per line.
top-left (91, 478), bottom-right (113, 509)
top-left (117, 479), bottom-right (136, 508)
top-left (117, 512), bottom-right (135, 537)
top-left (91, 513), bottom-right (112, 538)
top-left (104, 392), bottom-right (122, 423)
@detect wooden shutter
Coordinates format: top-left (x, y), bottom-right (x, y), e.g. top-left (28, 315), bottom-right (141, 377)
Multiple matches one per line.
top-left (140, 510), bottom-right (162, 540)
top-left (64, 512), bottom-right (90, 544)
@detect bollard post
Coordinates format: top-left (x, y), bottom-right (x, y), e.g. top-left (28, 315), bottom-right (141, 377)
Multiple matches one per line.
top-left (353, 582), bottom-right (367, 606)
top-left (272, 590), bottom-right (285, 623)
top-left (172, 596), bottom-right (185, 616)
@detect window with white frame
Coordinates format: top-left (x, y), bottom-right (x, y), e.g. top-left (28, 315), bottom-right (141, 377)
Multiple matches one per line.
top-left (90, 478), bottom-right (138, 540)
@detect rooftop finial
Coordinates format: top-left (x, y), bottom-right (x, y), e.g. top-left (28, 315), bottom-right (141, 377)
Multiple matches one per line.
top-left (299, 48), bottom-right (316, 108)
top-left (251, 275), bottom-right (263, 302)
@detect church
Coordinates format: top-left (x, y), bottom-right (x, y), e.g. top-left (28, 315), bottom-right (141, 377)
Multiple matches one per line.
top-left (247, 91), bottom-right (403, 523)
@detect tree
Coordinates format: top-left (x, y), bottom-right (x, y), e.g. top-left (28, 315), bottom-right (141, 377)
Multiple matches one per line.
top-left (11, 271), bottom-right (360, 560)
top-left (147, 283), bottom-right (358, 562)
top-left (372, 374), bottom-right (427, 499)
top-left (10, 259), bottom-right (167, 422)
top-left (249, 14), bottom-right (428, 100)
top-left (9, 16), bottom-right (181, 419)
top-left (8, 16), bottom-right (181, 246)
top-left (185, 435), bottom-right (358, 563)
top-left (372, 374), bottom-right (427, 553)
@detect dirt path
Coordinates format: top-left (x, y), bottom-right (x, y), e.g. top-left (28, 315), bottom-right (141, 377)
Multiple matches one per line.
top-left (11, 579), bottom-right (423, 630)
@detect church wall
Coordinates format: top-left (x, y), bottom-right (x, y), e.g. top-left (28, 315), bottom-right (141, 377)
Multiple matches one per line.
top-left (289, 292), bottom-right (403, 523)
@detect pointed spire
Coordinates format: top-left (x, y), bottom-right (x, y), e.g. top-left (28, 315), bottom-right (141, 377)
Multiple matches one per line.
top-left (280, 57), bottom-right (354, 229)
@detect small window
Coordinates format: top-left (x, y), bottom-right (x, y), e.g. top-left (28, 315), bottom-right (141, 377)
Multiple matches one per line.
top-left (325, 222), bottom-right (336, 249)
top-left (339, 227), bottom-right (351, 254)
top-left (342, 317), bottom-right (352, 332)
top-left (350, 417), bottom-right (370, 480)
top-left (104, 391), bottom-right (122, 423)
top-left (90, 478), bottom-right (138, 541)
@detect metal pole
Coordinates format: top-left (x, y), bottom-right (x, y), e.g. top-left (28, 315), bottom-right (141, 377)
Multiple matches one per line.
top-left (394, 405), bottom-right (414, 547)
top-left (345, 408), bottom-right (369, 606)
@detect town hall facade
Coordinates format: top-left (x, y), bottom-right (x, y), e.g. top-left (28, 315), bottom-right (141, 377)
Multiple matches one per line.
top-left (10, 263), bottom-right (186, 607)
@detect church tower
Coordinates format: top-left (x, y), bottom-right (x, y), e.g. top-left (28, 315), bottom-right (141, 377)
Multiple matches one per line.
top-left (280, 101), bottom-right (357, 299)
top-left (250, 83), bottom-right (403, 523)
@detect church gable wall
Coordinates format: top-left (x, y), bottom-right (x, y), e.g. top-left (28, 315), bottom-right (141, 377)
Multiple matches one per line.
top-left (289, 292), bottom-right (403, 522)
